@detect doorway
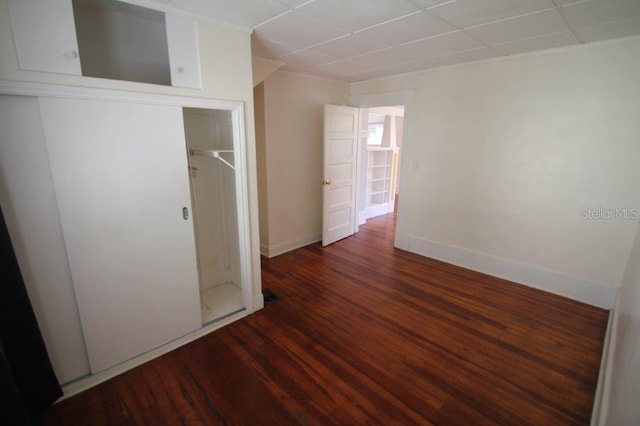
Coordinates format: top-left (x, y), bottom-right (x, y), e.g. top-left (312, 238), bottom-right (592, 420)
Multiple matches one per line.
top-left (183, 107), bottom-right (244, 324)
top-left (356, 105), bottom-right (404, 226)
top-left (321, 103), bottom-right (406, 247)
top-left (348, 90), bottom-right (414, 248)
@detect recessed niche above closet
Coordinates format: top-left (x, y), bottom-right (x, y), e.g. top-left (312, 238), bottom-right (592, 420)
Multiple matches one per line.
top-left (8, 0), bottom-right (202, 89)
top-left (72, 0), bottom-right (171, 85)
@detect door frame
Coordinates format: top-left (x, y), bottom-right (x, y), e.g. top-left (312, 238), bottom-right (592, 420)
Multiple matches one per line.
top-left (349, 90), bottom-right (415, 247)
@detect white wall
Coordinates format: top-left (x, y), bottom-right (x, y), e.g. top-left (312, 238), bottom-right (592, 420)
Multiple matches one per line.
top-left (256, 72), bottom-right (349, 257)
top-left (0, 0), bottom-right (261, 384)
top-left (351, 38), bottom-right (640, 308)
top-left (602, 219), bottom-right (640, 424)
top-left (253, 82), bottom-right (270, 248)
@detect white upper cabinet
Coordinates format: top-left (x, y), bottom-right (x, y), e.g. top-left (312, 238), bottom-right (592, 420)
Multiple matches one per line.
top-left (7, 0), bottom-right (202, 89)
top-left (166, 13), bottom-right (203, 89)
top-left (7, 0), bottom-right (82, 75)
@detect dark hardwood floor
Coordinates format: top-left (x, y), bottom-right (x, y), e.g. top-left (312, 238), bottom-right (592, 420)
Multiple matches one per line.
top-left (40, 212), bottom-right (609, 425)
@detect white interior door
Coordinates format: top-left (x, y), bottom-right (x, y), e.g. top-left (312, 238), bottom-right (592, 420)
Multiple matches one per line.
top-left (38, 97), bottom-right (201, 373)
top-left (322, 104), bottom-right (359, 246)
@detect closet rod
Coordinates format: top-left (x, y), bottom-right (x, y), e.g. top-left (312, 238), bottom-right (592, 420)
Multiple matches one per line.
top-left (189, 149), bottom-right (235, 170)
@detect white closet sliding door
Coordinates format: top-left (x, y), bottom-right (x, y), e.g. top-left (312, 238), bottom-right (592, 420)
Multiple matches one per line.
top-left (38, 97), bottom-right (201, 373)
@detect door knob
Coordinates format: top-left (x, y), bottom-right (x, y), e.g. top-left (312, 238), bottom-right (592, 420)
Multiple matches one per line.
top-left (322, 180), bottom-right (332, 185)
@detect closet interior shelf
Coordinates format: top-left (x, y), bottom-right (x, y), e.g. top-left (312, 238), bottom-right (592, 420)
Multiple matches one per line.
top-left (190, 149), bottom-right (235, 170)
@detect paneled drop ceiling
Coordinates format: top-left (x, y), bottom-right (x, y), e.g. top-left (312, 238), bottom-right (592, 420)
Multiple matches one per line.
top-left (150, 0), bottom-right (640, 82)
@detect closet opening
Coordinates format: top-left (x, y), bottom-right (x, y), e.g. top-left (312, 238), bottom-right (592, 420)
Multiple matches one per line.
top-left (183, 107), bottom-right (244, 325)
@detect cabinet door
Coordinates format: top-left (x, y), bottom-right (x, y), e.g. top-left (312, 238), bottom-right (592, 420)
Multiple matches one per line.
top-left (7, 0), bottom-right (81, 75)
top-left (38, 97), bottom-right (201, 373)
top-left (166, 13), bottom-right (203, 89)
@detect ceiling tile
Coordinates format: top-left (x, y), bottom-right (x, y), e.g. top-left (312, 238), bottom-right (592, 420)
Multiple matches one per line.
top-left (171, 0), bottom-right (287, 28)
top-left (574, 16), bottom-right (640, 42)
top-left (353, 30), bottom-right (482, 67)
top-left (427, 0), bottom-right (555, 28)
top-left (351, 48), bottom-right (398, 68)
top-left (493, 31), bottom-right (579, 55)
top-left (349, 48), bottom-right (396, 68)
top-left (375, 56), bottom-right (443, 75)
top-left (408, 0), bottom-right (457, 9)
top-left (345, 68), bottom-right (393, 81)
top-left (253, 11), bottom-right (347, 48)
top-left (355, 11), bottom-right (456, 46)
top-left (316, 60), bottom-right (375, 77)
top-left (271, 0), bottom-right (314, 8)
top-left (280, 49), bottom-right (338, 69)
top-left (434, 47), bottom-right (503, 65)
top-left (297, 0), bottom-right (419, 32)
top-left (466, 9), bottom-right (568, 45)
top-left (561, 0), bottom-right (640, 28)
top-left (279, 63), bottom-right (308, 73)
top-left (306, 35), bottom-right (387, 58)
top-left (399, 30), bottom-right (484, 57)
top-left (252, 36), bottom-right (299, 58)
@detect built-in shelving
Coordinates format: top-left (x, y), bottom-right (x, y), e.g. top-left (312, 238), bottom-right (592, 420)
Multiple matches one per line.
top-left (365, 146), bottom-right (398, 218)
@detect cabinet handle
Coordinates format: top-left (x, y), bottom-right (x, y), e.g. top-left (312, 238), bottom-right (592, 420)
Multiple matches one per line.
top-left (322, 180), bottom-right (332, 185)
top-left (182, 207), bottom-right (189, 220)
top-left (64, 50), bottom-right (78, 59)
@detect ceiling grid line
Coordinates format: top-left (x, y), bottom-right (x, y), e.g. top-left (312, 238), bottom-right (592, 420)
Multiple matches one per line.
top-left (417, 7), bottom-right (510, 58)
top-left (550, 0), bottom-right (585, 43)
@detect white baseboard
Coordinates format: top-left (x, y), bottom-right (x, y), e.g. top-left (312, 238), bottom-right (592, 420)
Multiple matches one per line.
top-left (253, 293), bottom-right (265, 310)
top-left (262, 233), bottom-right (321, 258)
top-left (60, 309), bottom-right (250, 400)
top-left (358, 211), bottom-right (367, 226)
top-left (364, 202), bottom-right (393, 220)
top-left (396, 233), bottom-right (617, 309)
